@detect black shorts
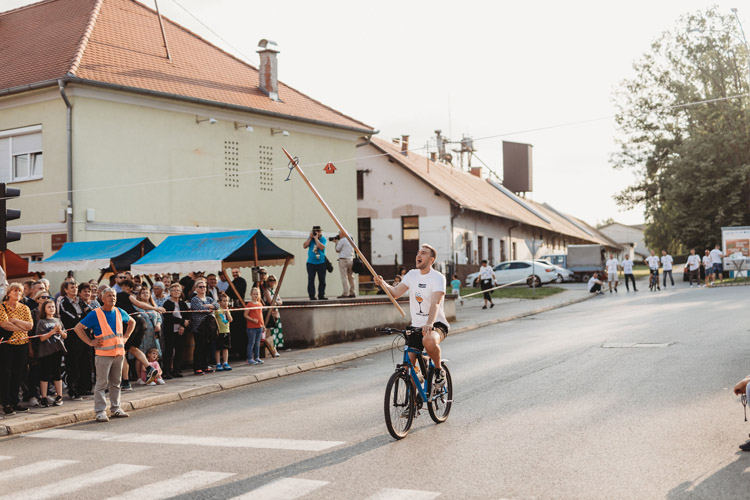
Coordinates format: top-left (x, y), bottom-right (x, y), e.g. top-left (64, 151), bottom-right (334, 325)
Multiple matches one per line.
top-left (217, 333), bottom-right (231, 350)
top-left (124, 317), bottom-right (145, 350)
top-left (406, 322), bottom-right (448, 351)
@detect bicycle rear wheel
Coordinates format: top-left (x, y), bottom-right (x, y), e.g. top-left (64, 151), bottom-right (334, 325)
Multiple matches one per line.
top-left (427, 362), bottom-right (452, 423)
top-left (384, 371), bottom-right (415, 439)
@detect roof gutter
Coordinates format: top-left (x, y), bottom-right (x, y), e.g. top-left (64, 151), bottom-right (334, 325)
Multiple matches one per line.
top-left (58, 79), bottom-right (73, 245)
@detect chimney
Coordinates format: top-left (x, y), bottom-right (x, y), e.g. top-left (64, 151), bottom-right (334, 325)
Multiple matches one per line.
top-left (257, 39), bottom-right (280, 101)
top-left (401, 135), bottom-right (409, 156)
top-left (470, 166), bottom-right (482, 177)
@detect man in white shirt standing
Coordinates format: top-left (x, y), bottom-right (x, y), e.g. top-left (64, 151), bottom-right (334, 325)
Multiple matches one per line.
top-left (375, 244), bottom-right (449, 388)
top-left (645, 250), bottom-right (661, 291)
top-left (686, 248), bottom-right (701, 287)
top-left (334, 230), bottom-right (356, 298)
top-left (709, 244), bottom-right (724, 284)
top-left (622, 254), bottom-right (637, 291)
top-left (661, 250), bottom-right (675, 288)
top-left (605, 253), bottom-right (620, 293)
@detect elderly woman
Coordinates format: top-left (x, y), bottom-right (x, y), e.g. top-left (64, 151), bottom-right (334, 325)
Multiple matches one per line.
top-left (189, 278), bottom-right (217, 376)
top-left (0, 283), bottom-right (34, 415)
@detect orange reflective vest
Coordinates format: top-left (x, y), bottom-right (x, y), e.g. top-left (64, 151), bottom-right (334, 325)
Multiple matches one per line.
top-left (93, 307), bottom-right (125, 357)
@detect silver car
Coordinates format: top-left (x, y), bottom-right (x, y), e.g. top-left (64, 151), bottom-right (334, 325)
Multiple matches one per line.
top-left (465, 260), bottom-right (558, 288)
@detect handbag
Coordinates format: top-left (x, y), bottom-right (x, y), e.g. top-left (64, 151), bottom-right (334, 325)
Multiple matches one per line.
top-left (352, 257), bottom-right (365, 274)
top-left (325, 256), bottom-right (334, 273)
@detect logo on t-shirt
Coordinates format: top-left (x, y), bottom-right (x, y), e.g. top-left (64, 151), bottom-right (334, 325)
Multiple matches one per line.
top-left (418, 283), bottom-right (426, 288)
top-left (415, 291), bottom-right (425, 315)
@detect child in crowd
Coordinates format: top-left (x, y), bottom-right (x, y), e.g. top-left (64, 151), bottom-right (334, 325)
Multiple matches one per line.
top-left (214, 292), bottom-right (233, 371)
top-left (450, 274), bottom-right (463, 305)
top-left (139, 348), bottom-right (164, 386)
top-left (244, 287), bottom-right (265, 365)
top-left (35, 299), bottom-right (66, 407)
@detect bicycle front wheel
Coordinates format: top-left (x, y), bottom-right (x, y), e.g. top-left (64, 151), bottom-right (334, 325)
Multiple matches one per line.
top-left (384, 371), bottom-right (415, 440)
top-left (427, 362), bottom-right (452, 423)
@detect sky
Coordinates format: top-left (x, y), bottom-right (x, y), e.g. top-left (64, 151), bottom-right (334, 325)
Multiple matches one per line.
top-left (4, 0), bottom-right (749, 227)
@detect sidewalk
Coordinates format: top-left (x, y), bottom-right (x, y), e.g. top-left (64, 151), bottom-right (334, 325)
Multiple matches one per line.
top-left (0, 286), bottom-right (593, 436)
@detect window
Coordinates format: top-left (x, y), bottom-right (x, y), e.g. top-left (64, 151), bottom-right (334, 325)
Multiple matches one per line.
top-left (356, 170), bottom-right (364, 200)
top-left (477, 235), bottom-right (483, 263)
top-left (495, 263), bottom-right (510, 271)
top-left (402, 216), bottom-right (419, 266)
top-left (0, 125), bottom-right (43, 183)
top-left (509, 262), bottom-right (530, 269)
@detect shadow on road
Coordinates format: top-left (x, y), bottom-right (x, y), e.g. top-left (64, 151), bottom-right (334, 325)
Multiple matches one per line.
top-left (169, 434), bottom-right (394, 499)
top-left (666, 452), bottom-right (750, 500)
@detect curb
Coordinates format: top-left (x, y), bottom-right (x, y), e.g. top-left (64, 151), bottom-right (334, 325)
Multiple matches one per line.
top-left (0, 292), bottom-right (592, 437)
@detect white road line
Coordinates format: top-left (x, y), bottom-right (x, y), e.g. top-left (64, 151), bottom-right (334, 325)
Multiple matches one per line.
top-left (231, 478), bottom-right (329, 499)
top-left (366, 488), bottom-right (441, 500)
top-left (105, 470), bottom-right (235, 500)
top-left (0, 464), bottom-right (149, 500)
top-left (0, 460), bottom-right (78, 484)
top-left (29, 429), bottom-right (344, 452)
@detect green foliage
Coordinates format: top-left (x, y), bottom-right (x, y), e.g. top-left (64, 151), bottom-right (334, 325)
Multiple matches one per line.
top-left (613, 7), bottom-right (750, 253)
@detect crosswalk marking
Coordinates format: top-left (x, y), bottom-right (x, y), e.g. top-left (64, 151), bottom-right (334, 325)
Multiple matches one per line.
top-left (105, 470), bottom-right (235, 500)
top-left (231, 478), bottom-right (330, 499)
top-left (29, 429), bottom-right (344, 451)
top-left (0, 460), bottom-right (77, 485)
top-left (0, 464), bottom-right (149, 500)
top-left (366, 488), bottom-right (441, 500)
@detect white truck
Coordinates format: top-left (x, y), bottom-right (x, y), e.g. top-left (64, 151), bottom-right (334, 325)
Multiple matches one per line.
top-left (566, 244), bottom-right (606, 282)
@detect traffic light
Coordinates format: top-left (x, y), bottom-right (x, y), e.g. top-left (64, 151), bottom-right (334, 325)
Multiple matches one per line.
top-left (0, 183), bottom-right (21, 252)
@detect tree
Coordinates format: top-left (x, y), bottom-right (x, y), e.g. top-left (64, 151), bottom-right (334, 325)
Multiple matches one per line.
top-left (612, 7), bottom-right (750, 253)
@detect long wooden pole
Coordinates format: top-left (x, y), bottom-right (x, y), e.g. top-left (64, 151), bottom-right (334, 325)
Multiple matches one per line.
top-left (282, 148), bottom-right (405, 317)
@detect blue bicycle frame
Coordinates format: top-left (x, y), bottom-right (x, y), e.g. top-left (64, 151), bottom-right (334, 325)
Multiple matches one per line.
top-left (403, 346), bottom-right (433, 404)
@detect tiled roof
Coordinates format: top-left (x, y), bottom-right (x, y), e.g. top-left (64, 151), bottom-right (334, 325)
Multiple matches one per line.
top-left (369, 137), bottom-right (620, 247)
top-left (0, 0), bottom-right (374, 133)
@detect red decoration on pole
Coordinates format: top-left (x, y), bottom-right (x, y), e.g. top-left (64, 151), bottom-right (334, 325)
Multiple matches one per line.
top-left (323, 162), bottom-right (337, 174)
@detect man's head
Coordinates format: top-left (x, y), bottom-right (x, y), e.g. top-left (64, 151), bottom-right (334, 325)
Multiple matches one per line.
top-left (609, 253), bottom-right (614, 259)
top-left (592, 272), bottom-right (599, 279)
top-left (690, 248), bottom-right (696, 255)
top-left (206, 274), bottom-right (217, 288)
top-left (650, 250), bottom-right (655, 256)
top-left (715, 244), bottom-right (721, 249)
top-left (415, 244), bottom-right (437, 271)
top-left (481, 260), bottom-right (487, 266)
top-left (121, 279), bottom-right (135, 293)
top-left (153, 281), bottom-right (165, 296)
top-left (100, 288), bottom-right (117, 308)
top-left (161, 274), bottom-right (172, 287)
top-left (231, 268), bottom-right (240, 279)
top-left (623, 254), bottom-right (629, 260)
top-left (23, 280), bottom-right (33, 297)
top-left (63, 280), bottom-right (78, 298)
top-left (661, 250), bottom-right (667, 256)
top-left (115, 273), bottom-right (127, 284)
top-left (31, 281), bottom-right (46, 296)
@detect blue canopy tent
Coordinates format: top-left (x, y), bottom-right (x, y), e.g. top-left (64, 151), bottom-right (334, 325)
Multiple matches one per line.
top-left (28, 237), bottom-right (155, 274)
top-left (130, 230), bottom-right (294, 276)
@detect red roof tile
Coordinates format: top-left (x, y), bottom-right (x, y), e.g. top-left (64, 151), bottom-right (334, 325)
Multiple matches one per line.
top-left (0, 0), bottom-right (374, 133)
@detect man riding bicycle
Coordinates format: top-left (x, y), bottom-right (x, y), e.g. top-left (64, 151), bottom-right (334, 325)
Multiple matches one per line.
top-left (375, 244), bottom-right (449, 387)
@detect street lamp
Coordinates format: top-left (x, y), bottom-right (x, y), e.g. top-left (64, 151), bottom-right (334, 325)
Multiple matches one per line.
top-left (731, 8), bottom-right (750, 88)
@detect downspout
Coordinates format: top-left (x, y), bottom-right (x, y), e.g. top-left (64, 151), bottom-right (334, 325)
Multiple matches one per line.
top-left (58, 80), bottom-right (73, 244)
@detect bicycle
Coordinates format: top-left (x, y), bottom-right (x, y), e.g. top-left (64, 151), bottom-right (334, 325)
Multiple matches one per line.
top-left (376, 327), bottom-right (453, 440)
top-left (649, 270), bottom-right (659, 291)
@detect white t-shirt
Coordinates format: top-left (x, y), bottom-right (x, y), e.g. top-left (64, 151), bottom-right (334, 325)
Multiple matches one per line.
top-left (479, 265), bottom-right (494, 281)
top-left (621, 259), bottom-right (634, 274)
top-left (710, 248), bottom-right (723, 264)
top-left (401, 269), bottom-right (448, 328)
top-left (335, 237), bottom-right (354, 259)
top-left (687, 254), bottom-right (700, 271)
top-left (661, 254), bottom-right (673, 271)
top-left (702, 255), bottom-right (712, 269)
top-left (606, 258), bottom-right (619, 274)
top-left (645, 255), bottom-right (660, 269)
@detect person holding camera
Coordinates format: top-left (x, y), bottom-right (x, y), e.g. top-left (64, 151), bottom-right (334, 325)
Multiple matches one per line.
top-left (303, 225), bottom-right (328, 300)
top-left (334, 230), bottom-right (356, 298)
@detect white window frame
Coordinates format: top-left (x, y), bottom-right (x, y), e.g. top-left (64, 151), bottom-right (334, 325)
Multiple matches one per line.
top-left (0, 125), bottom-right (43, 183)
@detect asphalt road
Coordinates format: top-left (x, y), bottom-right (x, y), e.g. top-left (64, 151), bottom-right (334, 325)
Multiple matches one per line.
top-left (2, 284), bottom-right (750, 499)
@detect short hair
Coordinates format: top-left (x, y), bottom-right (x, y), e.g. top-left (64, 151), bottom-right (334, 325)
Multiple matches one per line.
top-left (39, 278), bottom-right (50, 287)
top-left (218, 292), bottom-right (229, 301)
top-left (63, 281), bottom-right (78, 290)
top-left (421, 244), bottom-right (437, 259)
top-left (152, 281), bottom-right (165, 289)
top-left (78, 282), bottom-right (91, 293)
top-left (23, 280), bottom-right (34, 288)
top-left (4, 282), bottom-right (24, 300)
top-left (121, 279), bottom-right (135, 289)
top-left (481, 260), bottom-right (487, 265)
top-left (207, 273), bottom-right (216, 279)
top-left (100, 287), bottom-right (115, 295)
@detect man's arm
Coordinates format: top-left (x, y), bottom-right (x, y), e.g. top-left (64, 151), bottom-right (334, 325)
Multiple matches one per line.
top-left (373, 275), bottom-right (409, 298)
top-left (128, 295), bottom-right (166, 313)
top-left (124, 317), bottom-right (135, 338)
top-left (422, 291), bottom-right (445, 336)
top-left (73, 323), bottom-right (95, 347)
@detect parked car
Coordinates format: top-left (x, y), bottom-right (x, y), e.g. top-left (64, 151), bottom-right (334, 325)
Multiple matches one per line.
top-left (535, 260), bottom-right (575, 283)
top-left (465, 260), bottom-right (558, 288)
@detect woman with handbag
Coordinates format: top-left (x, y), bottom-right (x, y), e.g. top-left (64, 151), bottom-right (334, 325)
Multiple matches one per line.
top-left (0, 283), bottom-right (34, 415)
top-left (189, 278), bottom-right (217, 376)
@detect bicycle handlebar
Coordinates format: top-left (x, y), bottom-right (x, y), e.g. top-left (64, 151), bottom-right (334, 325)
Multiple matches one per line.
top-left (375, 327), bottom-right (420, 335)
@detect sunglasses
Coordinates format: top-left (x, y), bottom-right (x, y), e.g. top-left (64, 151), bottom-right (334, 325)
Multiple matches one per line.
top-left (196, 285), bottom-right (206, 288)
top-left (268, 280), bottom-right (276, 283)
top-left (39, 296), bottom-right (53, 300)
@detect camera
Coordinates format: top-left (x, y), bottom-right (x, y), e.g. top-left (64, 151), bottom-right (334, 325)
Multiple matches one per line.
top-left (330, 235), bottom-right (340, 241)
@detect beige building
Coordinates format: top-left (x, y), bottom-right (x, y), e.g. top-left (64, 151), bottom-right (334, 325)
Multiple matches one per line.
top-left (357, 137), bottom-right (619, 281)
top-left (0, 0), bottom-right (375, 296)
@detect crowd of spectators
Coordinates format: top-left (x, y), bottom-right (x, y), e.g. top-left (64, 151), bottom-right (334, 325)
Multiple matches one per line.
top-left (0, 267), bottom-right (283, 416)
